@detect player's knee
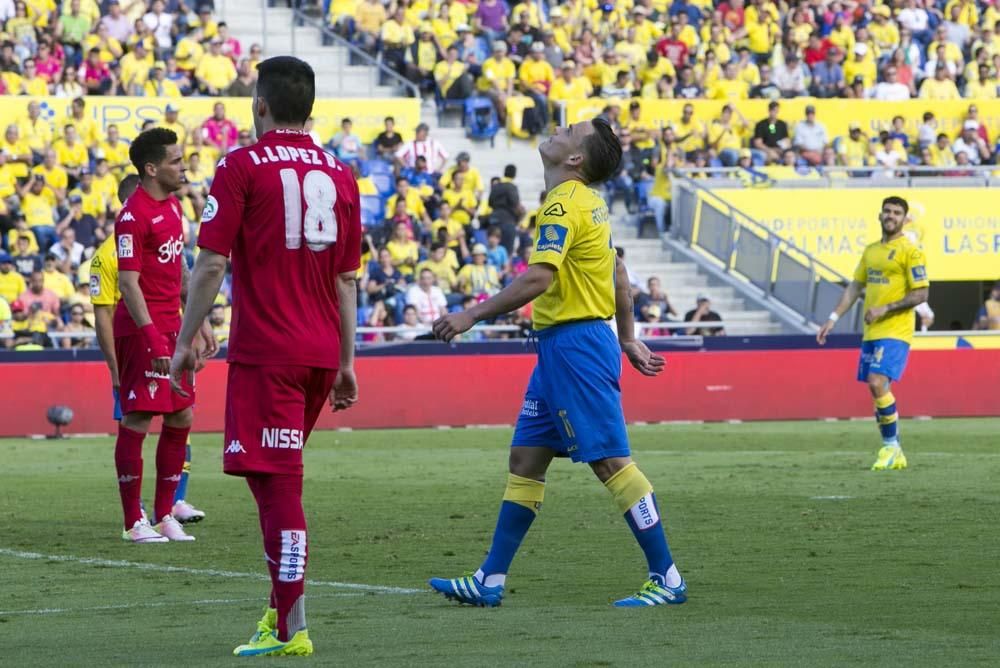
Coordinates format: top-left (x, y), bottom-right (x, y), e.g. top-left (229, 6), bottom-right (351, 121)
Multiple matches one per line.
top-left (164, 408), bottom-right (194, 429)
top-left (589, 456), bottom-right (633, 483)
top-left (507, 447), bottom-right (548, 481)
top-left (121, 412), bottom-right (152, 433)
top-left (866, 375), bottom-right (889, 396)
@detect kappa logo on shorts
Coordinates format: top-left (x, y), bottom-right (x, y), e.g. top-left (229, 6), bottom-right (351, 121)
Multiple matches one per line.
top-left (536, 224), bottom-right (568, 254)
top-left (225, 440), bottom-right (246, 454)
top-left (127, 390), bottom-right (136, 400)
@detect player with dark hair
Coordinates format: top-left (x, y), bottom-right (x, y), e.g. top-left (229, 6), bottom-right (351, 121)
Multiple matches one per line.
top-left (113, 128), bottom-right (198, 542)
top-left (818, 195), bottom-right (930, 470)
top-left (92, 173), bottom-right (212, 528)
top-left (428, 118), bottom-right (688, 607)
top-left (170, 55), bottom-right (362, 657)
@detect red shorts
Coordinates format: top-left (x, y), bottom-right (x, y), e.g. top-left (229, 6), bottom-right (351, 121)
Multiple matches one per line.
top-left (115, 331), bottom-right (195, 415)
top-left (223, 364), bottom-right (336, 477)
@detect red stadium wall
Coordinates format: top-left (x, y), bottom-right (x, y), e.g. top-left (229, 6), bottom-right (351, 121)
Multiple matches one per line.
top-left (2, 349), bottom-right (998, 437)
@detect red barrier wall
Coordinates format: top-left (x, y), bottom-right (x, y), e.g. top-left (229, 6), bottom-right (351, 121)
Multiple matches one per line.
top-left (3, 349), bottom-right (998, 437)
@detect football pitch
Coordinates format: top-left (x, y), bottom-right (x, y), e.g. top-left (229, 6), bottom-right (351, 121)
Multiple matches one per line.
top-left (1, 419), bottom-right (998, 666)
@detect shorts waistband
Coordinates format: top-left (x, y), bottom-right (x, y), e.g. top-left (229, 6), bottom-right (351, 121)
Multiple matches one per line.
top-left (533, 318), bottom-right (612, 339)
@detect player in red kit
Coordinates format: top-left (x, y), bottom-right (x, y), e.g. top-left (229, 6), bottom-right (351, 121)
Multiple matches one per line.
top-left (114, 128), bottom-right (198, 543)
top-left (170, 56), bottom-right (362, 657)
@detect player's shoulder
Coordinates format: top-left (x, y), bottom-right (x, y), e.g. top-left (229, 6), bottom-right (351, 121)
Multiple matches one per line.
top-left (539, 180), bottom-right (582, 219)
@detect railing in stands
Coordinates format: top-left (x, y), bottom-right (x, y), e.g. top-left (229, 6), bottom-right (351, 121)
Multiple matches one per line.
top-left (671, 175), bottom-right (864, 332)
top-left (289, 8), bottom-right (420, 98)
top-left (671, 165), bottom-right (999, 188)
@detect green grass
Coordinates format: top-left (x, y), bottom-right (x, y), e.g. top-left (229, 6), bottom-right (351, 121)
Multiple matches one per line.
top-left (1, 419), bottom-right (998, 666)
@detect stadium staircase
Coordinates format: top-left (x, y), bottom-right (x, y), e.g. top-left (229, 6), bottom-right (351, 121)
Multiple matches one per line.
top-left (220, 6), bottom-right (784, 334)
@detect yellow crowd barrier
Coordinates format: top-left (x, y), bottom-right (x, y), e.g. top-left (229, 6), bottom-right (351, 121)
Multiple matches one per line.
top-left (0, 96), bottom-right (421, 145)
top-left (564, 99), bottom-right (1000, 141)
top-left (911, 333), bottom-right (1000, 350)
top-left (712, 188), bottom-right (1000, 282)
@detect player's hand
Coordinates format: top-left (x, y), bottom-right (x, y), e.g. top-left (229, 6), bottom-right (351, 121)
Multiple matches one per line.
top-left (198, 321), bottom-right (219, 361)
top-left (433, 311), bottom-right (476, 342)
top-left (865, 305), bottom-right (888, 324)
top-left (330, 367), bottom-right (358, 411)
top-left (816, 320), bottom-right (835, 345)
top-left (168, 344), bottom-right (197, 398)
top-left (621, 339), bottom-right (666, 377)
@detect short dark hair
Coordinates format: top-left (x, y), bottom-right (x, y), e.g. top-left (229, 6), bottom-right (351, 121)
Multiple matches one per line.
top-left (256, 56), bottom-right (315, 125)
top-left (385, 116), bottom-right (394, 123)
top-left (881, 195), bottom-right (909, 216)
top-left (129, 127), bottom-right (177, 177)
top-left (118, 173), bottom-right (140, 203)
top-left (503, 164), bottom-right (516, 178)
top-left (580, 118), bottom-right (622, 185)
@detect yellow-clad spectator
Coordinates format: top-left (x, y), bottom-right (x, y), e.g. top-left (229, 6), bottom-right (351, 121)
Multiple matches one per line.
top-left (65, 97), bottom-right (100, 147)
top-left (868, 6), bottom-right (899, 54)
top-left (837, 123), bottom-right (872, 167)
top-left (844, 43), bottom-right (877, 90)
top-left (547, 9), bottom-right (574, 55)
top-left (706, 104), bottom-right (748, 165)
top-left (385, 177), bottom-right (431, 227)
top-left (186, 131), bottom-right (220, 169)
top-left (591, 50), bottom-right (629, 90)
top-left (8, 221), bottom-right (40, 256)
top-left (159, 103), bottom-right (188, 146)
top-left (192, 5), bottom-right (219, 40)
top-left (826, 15), bottom-right (855, 55)
top-left (417, 244), bottom-right (459, 292)
top-left (0, 150), bottom-right (18, 200)
top-left (16, 101), bottom-right (53, 156)
top-left (1, 124), bottom-right (32, 178)
top-left (622, 101), bottom-right (656, 151)
top-left (966, 64), bottom-right (998, 98)
top-left (385, 220), bottom-right (420, 275)
top-left (174, 28), bottom-right (206, 73)
top-left (53, 125), bottom-right (89, 180)
top-left (550, 61), bottom-right (592, 123)
top-left (119, 41), bottom-right (154, 93)
top-left (734, 47), bottom-right (761, 87)
top-left (20, 177), bottom-right (57, 231)
top-left (944, 0), bottom-right (978, 27)
top-left (615, 28), bottom-right (648, 68)
top-left (673, 13), bottom-right (700, 51)
top-left (18, 58), bottom-right (51, 95)
top-left (82, 22), bottom-right (124, 64)
top-left (511, 0), bottom-right (542, 28)
top-left (928, 133), bottom-right (957, 167)
top-left (68, 170), bottom-right (107, 221)
top-left (430, 202), bottom-right (465, 252)
top-left (699, 23), bottom-right (733, 65)
top-left (631, 7), bottom-right (663, 44)
top-left (41, 255), bottom-right (74, 300)
top-left (928, 27), bottom-right (964, 68)
top-left (430, 5), bottom-right (458, 47)
top-left (694, 50), bottom-right (722, 89)
top-left (195, 39), bottom-right (238, 94)
top-left (440, 172), bottom-right (478, 226)
top-left (458, 244), bottom-right (500, 297)
top-left (145, 63), bottom-right (182, 97)
top-left (919, 65), bottom-right (961, 100)
top-left (639, 51), bottom-right (677, 86)
top-left (91, 159), bottom-right (119, 211)
top-left (31, 149), bottom-right (68, 202)
top-left (355, 0), bottom-right (386, 50)
top-left (479, 41), bottom-right (517, 122)
top-left (447, 0), bottom-right (470, 30)
top-left (787, 9), bottom-right (813, 48)
top-left (0, 254), bottom-right (27, 305)
top-left (95, 124), bottom-right (131, 176)
top-left (648, 131), bottom-right (676, 235)
top-left (434, 45), bottom-right (472, 98)
top-left (442, 152), bottom-right (484, 198)
top-left (674, 102), bottom-right (706, 155)
top-left (5, 2), bottom-right (36, 43)
top-left (707, 61), bottom-right (749, 101)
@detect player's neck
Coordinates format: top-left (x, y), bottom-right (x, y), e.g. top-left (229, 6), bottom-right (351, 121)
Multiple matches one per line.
top-left (258, 121), bottom-right (306, 137)
top-left (881, 231), bottom-right (903, 243)
top-left (543, 167), bottom-right (584, 192)
top-left (140, 179), bottom-right (171, 202)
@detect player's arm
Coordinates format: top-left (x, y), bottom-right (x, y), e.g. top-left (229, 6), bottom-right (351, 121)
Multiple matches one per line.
top-left (433, 263), bottom-right (555, 342)
top-left (170, 248), bottom-right (227, 396)
top-left (817, 279), bottom-right (865, 345)
top-left (93, 305), bottom-right (119, 389)
top-left (119, 269), bottom-right (171, 374)
top-left (867, 286), bottom-right (929, 323)
top-left (616, 256), bottom-right (665, 377)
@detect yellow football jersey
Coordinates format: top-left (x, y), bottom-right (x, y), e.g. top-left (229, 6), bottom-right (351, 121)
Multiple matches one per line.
top-left (529, 180), bottom-right (615, 329)
top-left (89, 235), bottom-right (120, 307)
top-left (853, 236), bottom-right (929, 343)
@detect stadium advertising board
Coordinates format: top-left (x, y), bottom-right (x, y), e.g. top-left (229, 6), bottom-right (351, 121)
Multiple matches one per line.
top-left (711, 189), bottom-right (1000, 282)
top-left (563, 99), bottom-right (1000, 143)
top-left (1, 96), bottom-right (421, 144)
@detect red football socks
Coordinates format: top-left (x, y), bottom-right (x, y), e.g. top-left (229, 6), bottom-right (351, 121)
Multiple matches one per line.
top-left (153, 425), bottom-right (190, 523)
top-left (248, 474), bottom-right (308, 642)
top-left (114, 425), bottom-right (146, 528)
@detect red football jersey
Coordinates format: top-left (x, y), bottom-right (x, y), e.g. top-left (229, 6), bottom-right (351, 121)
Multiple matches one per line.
top-left (197, 129), bottom-right (362, 369)
top-left (113, 185), bottom-right (185, 337)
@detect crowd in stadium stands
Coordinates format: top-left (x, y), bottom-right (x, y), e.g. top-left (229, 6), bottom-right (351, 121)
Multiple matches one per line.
top-left (0, 0), bottom-right (261, 97)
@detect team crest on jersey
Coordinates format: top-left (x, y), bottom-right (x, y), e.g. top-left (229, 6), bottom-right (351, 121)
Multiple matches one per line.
top-left (118, 234), bottom-right (134, 258)
top-left (201, 195), bottom-right (218, 223)
top-left (536, 224), bottom-right (568, 254)
top-left (543, 202), bottom-right (566, 217)
top-left (147, 381), bottom-right (158, 399)
top-left (89, 274), bottom-right (100, 296)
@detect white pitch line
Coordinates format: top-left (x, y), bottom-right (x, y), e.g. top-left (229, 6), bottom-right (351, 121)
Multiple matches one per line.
top-left (0, 548), bottom-right (422, 595)
top-left (0, 593), bottom-right (361, 617)
top-left (810, 495), bottom-right (854, 500)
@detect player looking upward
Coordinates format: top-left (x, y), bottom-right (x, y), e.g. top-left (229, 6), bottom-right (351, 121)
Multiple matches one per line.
top-left (429, 118), bottom-right (686, 608)
top-left (170, 56), bottom-right (362, 657)
top-left (92, 173), bottom-right (211, 527)
top-left (818, 196), bottom-right (930, 471)
top-left (113, 128), bottom-right (198, 542)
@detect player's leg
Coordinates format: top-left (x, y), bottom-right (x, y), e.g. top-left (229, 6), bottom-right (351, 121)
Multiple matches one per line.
top-left (116, 408), bottom-right (163, 542)
top-left (859, 340), bottom-right (909, 471)
top-left (151, 406), bottom-right (196, 541)
top-left (590, 456), bottom-right (686, 607)
top-left (172, 440), bottom-right (206, 524)
top-left (544, 321), bottom-right (685, 606)
top-left (429, 366), bottom-right (561, 606)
